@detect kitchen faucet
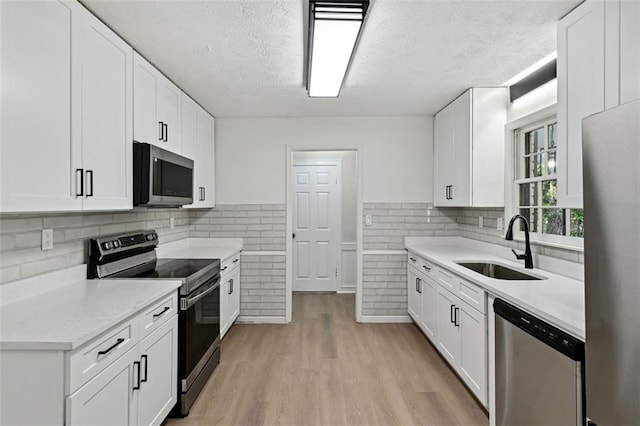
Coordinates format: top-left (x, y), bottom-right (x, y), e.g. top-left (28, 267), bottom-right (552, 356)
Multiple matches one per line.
top-left (505, 214), bottom-right (534, 269)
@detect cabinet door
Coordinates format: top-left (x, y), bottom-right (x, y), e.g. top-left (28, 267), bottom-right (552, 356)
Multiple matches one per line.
top-left (0, 1), bottom-right (81, 212)
top-left (419, 274), bottom-right (438, 343)
top-left (73, 7), bottom-right (133, 211)
top-left (137, 315), bottom-right (178, 426)
top-left (436, 287), bottom-right (460, 366)
top-left (133, 53), bottom-right (159, 145)
top-left (66, 347), bottom-right (138, 425)
top-left (557, 0), bottom-right (605, 208)
top-left (228, 267), bottom-right (241, 327)
top-left (157, 79), bottom-right (181, 154)
top-left (197, 109), bottom-right (215, 208)
top-left (181, 94), bottom-right (199, 208)
top-left (434, 106), bottom-right (454, 207)
top-left (619, 0), bottom-right (640, 104)
top-left (451, 90), bottom-right (472, 207)
top-left (220, 275), bottom-right (230, 338)
top-left (407, 268), bottom-right (422, 323)
top-left (459, 303), bottom-right (487, 405)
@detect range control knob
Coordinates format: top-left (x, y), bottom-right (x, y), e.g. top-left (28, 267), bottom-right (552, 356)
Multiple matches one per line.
top-left (102, 241), bottom-right (113, 250)
top-left (146, 234), bottom-right (154, 241)
top-left (113, 240), bottom-right (120, 248)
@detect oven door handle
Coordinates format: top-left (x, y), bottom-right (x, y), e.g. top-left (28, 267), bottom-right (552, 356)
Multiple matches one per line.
top-left (181, 278), bottom-right (220, 310)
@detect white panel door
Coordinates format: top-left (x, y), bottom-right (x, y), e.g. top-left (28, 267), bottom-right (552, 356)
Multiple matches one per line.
top-left (133, 53), bottom-right (159, 145)
top-left (156, 79), bottom-right (181, 153)
top-left (420, 274), bottom-right (438, 343)
top-left (434, 105), bottom-right (454, 207)
top-left (451, 90), bottom-right (472, 207)
top-left (137, 316), bottom-right (177, 426)
top-left (0, 0), bottom-right (81, 212)
top-left (557, 0), bottom-right (605, 208)
top-left (73, 7), bottom-right (133, 211)
top-left (407, 267), bottom-right (421, 322)
top-left (459, 303), bottom-right (487, 405)
top-left (66, 346), bottom-right (138, 425)
top-left (292, 165), bottom-right (338, 292)
top-left (436, 287), bottom-right (460, 366)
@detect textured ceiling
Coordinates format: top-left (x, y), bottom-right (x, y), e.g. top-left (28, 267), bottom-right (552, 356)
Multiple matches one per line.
top-left (82, 0), bottom-right (580, 117)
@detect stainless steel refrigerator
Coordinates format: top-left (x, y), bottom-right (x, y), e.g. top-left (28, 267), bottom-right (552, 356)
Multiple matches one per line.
top-left (582, 98), bottom-right (640, 425)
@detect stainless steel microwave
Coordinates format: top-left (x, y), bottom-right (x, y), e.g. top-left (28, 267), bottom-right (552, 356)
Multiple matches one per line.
top-left (133, 142), bottom-right (193, 206)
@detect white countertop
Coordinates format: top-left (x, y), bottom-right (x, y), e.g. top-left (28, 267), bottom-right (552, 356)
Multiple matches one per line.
top-left (157, 238), bottom-right (243, 261)
top-left (405, 237), bottom-right (585, 340)
top-left (0, 277), bottom-right (181, 351)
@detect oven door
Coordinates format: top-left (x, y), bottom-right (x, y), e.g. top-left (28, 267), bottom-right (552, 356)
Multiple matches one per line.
top-left (178, 275), bottom-right (220, 391)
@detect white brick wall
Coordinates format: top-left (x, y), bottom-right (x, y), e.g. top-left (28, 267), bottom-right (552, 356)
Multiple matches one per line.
top-left (240, 254), bottom-right (286, 317)
top-left (362, 253), bottom-right (408, 316)
top-left (363, 203), bottom-right (458, 250)
top-left (0, 208), bottom-right (189, 283)
top-left (189, 204), bottom-right (285, 251)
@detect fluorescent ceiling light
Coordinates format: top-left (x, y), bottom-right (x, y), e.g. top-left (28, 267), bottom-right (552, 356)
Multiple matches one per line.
top-left (503, 51), bottom-right (557, 86)
top-left (307, 1), bottom-right (369, 98)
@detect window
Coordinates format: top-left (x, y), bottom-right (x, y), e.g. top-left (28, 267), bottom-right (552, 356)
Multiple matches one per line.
top-left (515, 118), bottom-right (584, 239)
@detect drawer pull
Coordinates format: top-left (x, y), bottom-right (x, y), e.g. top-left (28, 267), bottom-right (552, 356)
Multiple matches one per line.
top-left (222, 266), bottom-right (228, 271)
top-left (233, 258), bottom-right (239, 263)
top-left (422, 265), bottom-right (431, 271)
top-left (133, 360), bottom-right (141, 391)
top-left (141, 355), bottom-right (148, 383)
top-left (153, 306), bottom-right (170, 319)
top-left (98, 338), bottom-right (124, 356)
top-left (409, 257), bottom-right (416, 261)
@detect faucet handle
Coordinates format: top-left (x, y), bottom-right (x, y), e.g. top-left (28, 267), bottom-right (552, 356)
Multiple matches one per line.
top-left (511, 249), bottom-right (525, 260)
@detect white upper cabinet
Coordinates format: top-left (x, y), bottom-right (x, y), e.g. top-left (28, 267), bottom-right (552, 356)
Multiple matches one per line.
top-left (0, 1), bottom-right (132, 213)
top-left (557, 0), bottom-right (605, 208)
top-left (0, 1), bottom-right (79, 212)
top-left (182, 93), bottom-right (215, 209)
top-left (433, 88), bottom-right (507, 207)
top-left (133, 53), bottom-right (181, 154)
top-left (72, 5), bottom-right (133, 211)
top-left (557, 0), bottom-right (639, 208)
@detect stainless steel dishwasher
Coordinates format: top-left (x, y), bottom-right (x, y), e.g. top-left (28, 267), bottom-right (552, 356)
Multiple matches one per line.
top-left (494, 299), bottom-right (585, 425)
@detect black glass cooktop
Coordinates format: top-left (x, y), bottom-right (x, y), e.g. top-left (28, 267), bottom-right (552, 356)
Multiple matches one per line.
top-left (114, 258), bottom-right (218, 279)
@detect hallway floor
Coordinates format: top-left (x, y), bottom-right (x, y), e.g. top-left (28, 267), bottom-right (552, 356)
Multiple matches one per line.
top-left (165, 293), bottom-right (488, 426)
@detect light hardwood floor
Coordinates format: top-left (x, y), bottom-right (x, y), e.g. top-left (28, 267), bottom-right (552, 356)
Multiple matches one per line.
top-left (165, 293), bottom-right (488, 426)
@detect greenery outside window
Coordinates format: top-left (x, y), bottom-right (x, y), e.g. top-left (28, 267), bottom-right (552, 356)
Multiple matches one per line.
top-left (515, 118), bottom-right (584, 239)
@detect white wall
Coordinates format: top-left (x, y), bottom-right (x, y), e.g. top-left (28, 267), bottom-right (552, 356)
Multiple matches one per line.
top-left (215, 116), bottom-right (433, 204)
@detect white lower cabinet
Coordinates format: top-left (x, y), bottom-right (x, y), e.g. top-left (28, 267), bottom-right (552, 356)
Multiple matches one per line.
top-left (68, 314), bottom-right (177, 426)
top-left (407, 251), bottom-right (487, 407)
top-left (220, 253), bottom-right (241, 339)
top-left (66, 345), bottom-right (139, 425)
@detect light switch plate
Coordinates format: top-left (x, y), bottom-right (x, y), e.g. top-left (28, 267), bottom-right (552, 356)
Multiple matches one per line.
top-left (497, 217), bottom-right (504, 230)
top-left (170, 217), bottom-right (175, 229)
top-left (479, 216), bottom-right (484, 228)
top-left (42, 229), bottom-right (53, 251)
top-left (365, 215), bottom-right (372, 226)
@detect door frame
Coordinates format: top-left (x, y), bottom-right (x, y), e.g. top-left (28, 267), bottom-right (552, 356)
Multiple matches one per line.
top-left (291, 161), bottom-right (342, 293)
top-left (285, 147), bottom-right (363, 323)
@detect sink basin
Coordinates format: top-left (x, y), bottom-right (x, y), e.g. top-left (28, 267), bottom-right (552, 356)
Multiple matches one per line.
top-left (455, 262), bottom-right (544, 280)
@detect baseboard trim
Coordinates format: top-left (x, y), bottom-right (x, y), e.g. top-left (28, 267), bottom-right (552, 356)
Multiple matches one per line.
top-left (360, 315), bottom-right (412, 323)
top-left (236, 316), bottom-right (288, 324)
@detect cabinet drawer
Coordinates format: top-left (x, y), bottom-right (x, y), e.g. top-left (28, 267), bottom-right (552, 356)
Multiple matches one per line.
top-left (138, 292), bottom-right (177, 339)
top-left (68, 319), bottom-right (137, 393)
top-left (437, 267), bottom-right (459, 292)
top-left (419, 259), bottom-right (435, 277)
top-left (458, 279), bottom-right (486, 314)
top-left (407, 253), bottom-right (420, 268)
top-left (221, 252), bottom-right (241, 276)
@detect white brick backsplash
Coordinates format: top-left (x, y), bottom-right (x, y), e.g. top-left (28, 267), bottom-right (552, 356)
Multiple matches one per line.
top-left (240, 254), bottom-right (285, 317)
top-left (362, 253), bottom-right (407, 316)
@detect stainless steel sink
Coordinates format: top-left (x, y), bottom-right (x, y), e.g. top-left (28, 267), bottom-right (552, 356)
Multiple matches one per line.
top-left (455, 262), bottom-right (544, 280)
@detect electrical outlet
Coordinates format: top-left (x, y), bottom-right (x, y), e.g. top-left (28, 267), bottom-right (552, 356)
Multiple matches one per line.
top-left (365, 215), bottom-right (372, 226)
top-left (497, 217), bottom-right (504, 231)
top-left (42, 229), bottom-right (53, 251)
top-left (479, 216), bottom-right (484, 228)
top-left (170, 217), bottom-right (175, 229)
